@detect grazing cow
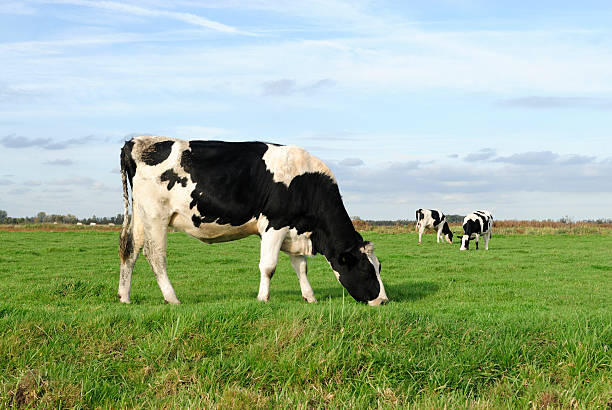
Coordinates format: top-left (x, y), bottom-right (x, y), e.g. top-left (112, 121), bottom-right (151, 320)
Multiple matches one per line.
top-left (460, 210), bottom-right (493, 250)
top-left (118, 136), bottom-right (388, 306)
top-left (415, 209), bottom-right (454, 244)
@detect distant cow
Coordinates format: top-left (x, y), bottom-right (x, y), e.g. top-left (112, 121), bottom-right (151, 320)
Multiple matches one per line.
top-left (118, 136), bottom-right (388, 306)
top-left (460, 210), bottom-right (493, 250)
top-left (415, 209), bottom-right (453, 244)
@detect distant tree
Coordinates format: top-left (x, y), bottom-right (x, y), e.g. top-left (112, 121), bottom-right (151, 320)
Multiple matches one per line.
top-left (35, 211), bottom-right (47, 223)
top-left (0, 210), bottom-right (7, 224)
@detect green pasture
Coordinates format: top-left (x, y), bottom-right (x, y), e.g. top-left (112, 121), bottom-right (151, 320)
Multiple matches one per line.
top-left (0, 229), bottom-right (610, 408)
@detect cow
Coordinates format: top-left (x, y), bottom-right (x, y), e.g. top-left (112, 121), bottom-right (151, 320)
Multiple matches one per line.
top-left (415, 208), bottom-right (453, 244)
top-left (460, 210), bottom-right (493, 250)
top-left (118, 136), bottom-right (388, 306)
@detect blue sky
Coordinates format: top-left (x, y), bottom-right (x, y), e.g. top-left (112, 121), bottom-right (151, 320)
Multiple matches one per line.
top-left (1, 0), bottom-right (611, 220)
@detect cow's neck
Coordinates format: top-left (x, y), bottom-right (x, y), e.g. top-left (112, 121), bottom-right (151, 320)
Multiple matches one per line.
top-left (311, 207), bottom-right (362, 258)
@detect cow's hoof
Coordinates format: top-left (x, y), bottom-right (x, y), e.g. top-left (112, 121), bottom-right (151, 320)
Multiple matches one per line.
top-left (257, 295), bottom-right (270, 302)
top-left (164, 298), bottom-right (181, 305)
top-left (118, 294), bottom-right (131, 304)
top-left (303, 296), bottom-right (317, 303)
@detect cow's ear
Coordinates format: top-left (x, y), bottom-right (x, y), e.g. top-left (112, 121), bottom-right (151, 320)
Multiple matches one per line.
top-left (339, 251), bottom-right (357, 267)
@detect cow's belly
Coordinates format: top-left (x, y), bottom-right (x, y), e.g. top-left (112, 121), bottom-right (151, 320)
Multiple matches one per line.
top-left (169, 213), bottom-right (258, 243)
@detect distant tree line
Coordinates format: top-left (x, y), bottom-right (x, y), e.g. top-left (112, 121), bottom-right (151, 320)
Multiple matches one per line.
top-left (352, 214), bottom-right (467, 225)
top-left (0, 210), bottom-right (124, 225)
top-left (1, 210), bottom-right (610, 226)
top-left (351, 215), bottom-right (611, 225)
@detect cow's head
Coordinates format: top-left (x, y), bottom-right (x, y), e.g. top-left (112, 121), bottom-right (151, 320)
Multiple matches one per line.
top-left (330, 241), bottom-right (388, 305)
top-left (442, 222), bottom-right (454, 244)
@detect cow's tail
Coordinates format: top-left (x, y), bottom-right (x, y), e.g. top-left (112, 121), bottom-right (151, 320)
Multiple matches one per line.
top-left (119, 141), bottom-right (135, 263)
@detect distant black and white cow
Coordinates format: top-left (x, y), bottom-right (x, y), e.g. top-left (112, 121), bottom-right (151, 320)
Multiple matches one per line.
top-left (118, 136), bottom-right (388, 306)
top-left (460, 210), bottom-right (493, 250)
top-left (415, 209), bottom-right (454, 244)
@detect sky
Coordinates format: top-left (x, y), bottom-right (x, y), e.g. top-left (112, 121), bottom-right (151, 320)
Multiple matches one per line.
top-left (1, 0), bottom-right (611, 220)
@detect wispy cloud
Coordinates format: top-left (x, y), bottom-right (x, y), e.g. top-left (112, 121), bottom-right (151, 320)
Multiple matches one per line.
top-left (464, 148), bottom-right (496, 162)
top-left (492, 151), bottom-right (559, 165)
top-left (0, 2), bottom-right (35, 14)
top-left (43, 0), bottom-right (253, 35)
top-left (339, 158), bottom-right (364, 167)
top-left (261, 79), bottom-right (297, 96)
top-left (44, 159), bottom-right (75, 166)
top-left (0, 134), bottom-right (94, 150)
top-left (261, 78), bottom-right (335, 96)
top-left (497, 96), bottom-right (612, 109)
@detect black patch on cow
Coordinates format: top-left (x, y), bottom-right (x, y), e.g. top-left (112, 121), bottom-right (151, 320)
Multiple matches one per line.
top-left (430, 209), bottom-right (442, 226)
top-left (121, 140), bottom-right (136, 188)
top-left (463, 219), bottom-right (483, 237)
top-left (141, 141), bottom-right (174, 166)
top-left (416, 209), bottom-right (424, 222)
top-left (177, 140), bottom-right (381, 303)
top-left (160, 169), bottom-right (187, 190)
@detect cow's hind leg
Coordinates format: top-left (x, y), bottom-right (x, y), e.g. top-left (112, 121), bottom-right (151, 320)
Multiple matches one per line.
top-left (475, 233), bottom-right (480, 250)
top-left (484, 231), bottom-right (491, 250)
top-left (257, 228), bottom-right (288, 302)
top-left (418, 224), bottom-right (425, 244)
top-left (290, 254), bottom-right (316, 303)
top-left (143, 219), bottom-right (180, 304)
top-left (118, 214), bottom-right (144, 303)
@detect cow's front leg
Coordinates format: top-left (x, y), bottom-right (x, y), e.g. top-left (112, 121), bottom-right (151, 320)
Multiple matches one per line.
top-left (290, 255), bottom-right (316, 303)
top-left (257, 228), bottom-right (287, 302)
top-left (144, 220), bottom-right (180, 305)
top-left (475, 233), bottom-right (480, 250)
top-left (418, 224), bottom-right (425, 244)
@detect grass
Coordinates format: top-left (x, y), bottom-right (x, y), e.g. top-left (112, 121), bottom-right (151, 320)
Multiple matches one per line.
top-left (0, 229), bottom-right (610, 408)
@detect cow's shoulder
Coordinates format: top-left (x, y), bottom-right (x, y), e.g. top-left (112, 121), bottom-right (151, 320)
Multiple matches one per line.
top-left (262, 144), bottom-right (336, 187)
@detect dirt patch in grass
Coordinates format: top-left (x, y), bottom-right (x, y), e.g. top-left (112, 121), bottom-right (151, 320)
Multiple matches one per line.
top-left (10, 370), bottom-right (47, 408)
top-left (219, 385), bottom-right (271, 409)
top-left (7, 370), bottom-right (81, 408)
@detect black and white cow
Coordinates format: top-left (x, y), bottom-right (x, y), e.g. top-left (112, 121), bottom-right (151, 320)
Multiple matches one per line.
top-left (460, 210), bottom-right (493, 250)
top-left (415, 208), bottom-right (453, 244)
top-left (118, 136), bottom-right (388, 306)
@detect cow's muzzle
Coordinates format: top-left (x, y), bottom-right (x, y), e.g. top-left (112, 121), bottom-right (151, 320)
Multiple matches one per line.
top-left (367, 297), bottom-right (389, 306)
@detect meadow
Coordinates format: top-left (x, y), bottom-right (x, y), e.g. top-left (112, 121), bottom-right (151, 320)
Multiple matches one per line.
top-left (0, 227), bottom-right (610, 408)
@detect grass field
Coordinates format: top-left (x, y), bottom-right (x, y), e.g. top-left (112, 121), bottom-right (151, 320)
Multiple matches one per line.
top-left (0, 228), bottom-right (610, 408)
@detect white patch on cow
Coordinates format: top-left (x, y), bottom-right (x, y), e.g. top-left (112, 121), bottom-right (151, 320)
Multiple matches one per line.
top-left (257, 223), bottom-right (288, 302)
top-left (281, 228), bottom-right (314, 256)
top-left (327, 261), bottom-right (341, 282)
top-left (360, 243), bottom-right (389, 306)
top-left (262, 144), bottom-right (336, 187)
top-left (460, 235), bottom-right (469, 250)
